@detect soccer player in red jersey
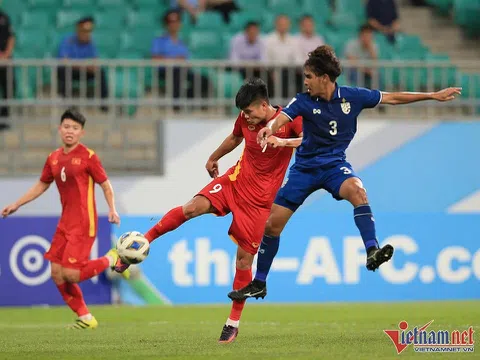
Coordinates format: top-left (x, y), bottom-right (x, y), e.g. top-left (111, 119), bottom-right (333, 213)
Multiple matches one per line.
top-left (1, 109), bottom-right (128, 329)
top-left (114, 78), bottom-right (303, 343)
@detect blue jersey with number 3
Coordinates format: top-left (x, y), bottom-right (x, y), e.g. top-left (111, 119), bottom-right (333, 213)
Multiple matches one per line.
top-left (281, 84), bottom-right (382, 168)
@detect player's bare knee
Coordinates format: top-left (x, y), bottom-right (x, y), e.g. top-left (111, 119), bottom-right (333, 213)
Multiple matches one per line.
top-left (62, 268), bottom-right (80, 283)
top-left (265, 217), bottom-right (282, 237)
top-left (50, 266), bottom-right (63, 284)
top-left (183, 197), bottom-right (210, 219)
top-left (350, 185), bottom-right (368, 206)
top-left (235, 256), bottom-right (252, 270)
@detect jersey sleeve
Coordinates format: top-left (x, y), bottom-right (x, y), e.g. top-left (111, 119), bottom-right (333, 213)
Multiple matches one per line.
top-left (281, 95), bottom-right (303, 121)
top-left (290, 116), bottom-right (303, 136)
top-left (356, 87), bottom-right (382, 109)
top-left (88, 153), bottom-right (108, 184)
top-left (40, 156), bottom-right (54, 183)
top-left (232, 112), bottom-right (244, 137)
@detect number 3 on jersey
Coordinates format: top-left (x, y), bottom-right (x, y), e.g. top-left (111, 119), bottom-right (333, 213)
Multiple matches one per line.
top-left (209, 184), bottom-right (222, 194)
top-left (329, 121), bottom-right (337, 136)
top-left (61, 166), bottom-right (67, 182)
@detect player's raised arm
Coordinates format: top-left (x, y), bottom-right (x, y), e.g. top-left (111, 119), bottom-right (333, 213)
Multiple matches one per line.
top-left (257, 112), bottom-right (291, 147)
top-left (206, 133), bottom-right (244, 178)
top-left (381, 87), bottom-right (461, 105)
top-left (1, 180), bottom-right (51, 218)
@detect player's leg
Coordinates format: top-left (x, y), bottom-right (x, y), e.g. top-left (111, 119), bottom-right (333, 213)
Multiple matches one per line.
top-left (115, 175), bottom-right (231, 273)
top-left (325, 161), bottom-right (394, 271)
top-left (228, 166), bottom-right (317, 301)
top-left (219, 246), bottom-right (254, 343)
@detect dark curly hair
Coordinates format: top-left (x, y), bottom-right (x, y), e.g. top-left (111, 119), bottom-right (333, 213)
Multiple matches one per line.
top-left (304, 45), bottom-right (342, 82)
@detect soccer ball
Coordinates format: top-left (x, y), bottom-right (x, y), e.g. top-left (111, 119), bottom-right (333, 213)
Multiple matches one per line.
top-left (116, 231), bottom-right (150, 265)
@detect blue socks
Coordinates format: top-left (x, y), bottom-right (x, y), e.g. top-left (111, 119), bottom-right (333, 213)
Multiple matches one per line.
top-left (254, 234), bottom-right (280, 282)
top-left (354, 204), bottom-right (379, 252)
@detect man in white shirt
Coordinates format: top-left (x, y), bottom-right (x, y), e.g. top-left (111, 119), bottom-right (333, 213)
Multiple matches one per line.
top-left (229, 21), bottom-right (265, 79)
top-left (295, 15), bottom-right (325, 64)
top-left (263, 15), bottom-right (301, 98)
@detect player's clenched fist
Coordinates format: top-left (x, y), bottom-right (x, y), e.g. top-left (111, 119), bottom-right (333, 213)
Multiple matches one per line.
top-left (206, 158), bottom-right (219, 178)
top-left (1, 203), bottom-right (18, 218)
top-left (108, 209), bottom-right (120, 225)
top-left (257, 127), bottom-right (273, 148)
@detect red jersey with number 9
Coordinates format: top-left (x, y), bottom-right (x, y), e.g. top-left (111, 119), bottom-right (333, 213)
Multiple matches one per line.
top-left (40, 143), bottom-right (108, 237)
top-left (227, 106), bottom-right (303, 208)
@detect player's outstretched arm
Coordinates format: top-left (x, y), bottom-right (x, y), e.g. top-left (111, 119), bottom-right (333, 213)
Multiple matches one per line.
top-left (266, 133), bottom-right (303, 149)
top-left (257, 113), bottom-right (291, 147)
top-left (206, 133), bottom-right (243, 178)
top-left (381, 87), bottom-right (461, 105)
top-left (99, 180), bottom-right (120, 225)
top-left (1, 181), bottom-right (50, 218)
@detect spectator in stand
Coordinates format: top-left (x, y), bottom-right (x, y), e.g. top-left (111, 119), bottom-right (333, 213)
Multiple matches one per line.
top-left (0, 8), bottom-right (15, 130)
top-left (344, 24), bottom-right (381, 90)
top-left (295, 15), bottom-right (325, 64)
top-left (205, 0), bottom-right (238, 23)
top-left (172, 0), bottom-right (238, 23)
top-left (229, 21), bottom-right (265, 78)
top-left (366, 0), bottom-right (400, 44)
top-left (57, 17), bottom-right (108, 112)
top-left (264, 14), bottom-right (301, 97)
top-left (152, 10), bottom-right (210, 105)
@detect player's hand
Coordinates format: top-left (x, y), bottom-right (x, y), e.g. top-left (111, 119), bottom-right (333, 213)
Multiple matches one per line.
top-left (432, 87), bottom-right (462, 102)
top-left (258, 127), bottom-right (273, 148)
top-left (1, 203), bottom-right (19, 218)
top-left (206, 158), bottom-right (219, 178)
top-left (266, 136), bottom-right (286, 148)
top-left (108, 209), bottom-right (120, 225)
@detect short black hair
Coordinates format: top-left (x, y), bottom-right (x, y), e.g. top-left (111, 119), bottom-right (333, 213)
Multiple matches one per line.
top-left (235, 78), bottom-right (269, 110)
top-left (300, 14), bottom-right (313, 22)
top-left (163, 9), bottom-right (181, 25)
top-left (359, 24), bottom-right (374, 33)
top-left (60, 108), bottom-right (86, 128)
top-left (244, 21), bottom-right (259, 30)
top-left (304, 45), bottom-right (342, 81)
top-left (77, 16), bottom-right (94, 26)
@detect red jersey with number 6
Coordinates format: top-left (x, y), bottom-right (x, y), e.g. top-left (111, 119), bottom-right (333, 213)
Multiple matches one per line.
top-left (40, 143), bottom-right (108, 237)
top-left (227, 106), bottom-right (303, 208)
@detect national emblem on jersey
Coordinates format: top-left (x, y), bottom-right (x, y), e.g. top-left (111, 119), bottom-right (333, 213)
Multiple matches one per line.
top-left (341, 98), bottom-right (351, 114)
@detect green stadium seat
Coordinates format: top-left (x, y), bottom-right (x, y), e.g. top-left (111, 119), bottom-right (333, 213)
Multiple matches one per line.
top-left (394, 34), bottom-right (428, 58)
top-left (460, 72), bottom-right (480, 98)
top-left (97, 0), bottom-right (127, 7)
top-left (15, 67), bottom-right (37, 99)
top-left (110, 68), bottom-right (145, 115)
top-left (189, 31), bottom-right (225, 59)
top-left (330, 11), bottom-right (362, 31)
top-left (16, 30), bottom-right (50, 57)
top-left (27, 0), bottom-right (61, 8)
top-left (63, 0), bottom-right (95, 7)
top-left (127, 11), bottom-right (159, 29)
top-left (133, 0), bottom-right (163, 6)
top-left (229, 11), bottom-right (263, 33)
top-left (1, 0), bottom-right (25, 25)
top-left (427, 0), bottom-right (453, 16)
top-left (324, 29), bottom-right (354, 57)
top-left (94, 30), bottom-right (120, 58)
top-left (236, 0), bottom-right (267, 12)
top-left (120, 30), bottom-right (155, 57)
top-left (95, 10), bottom-right (126, 30)
top-left (21, 11), bottom-right (51, 30)
top-left (301, 0), bottom-right (332, 21)
top-left (425, 53), bottom-right (457, 88)
top-left (57, 10), bottom-right (90, 30)
top-left (213, 70), bottom-right (244, 98)
top-left (195, 11), bottom-right (225, 30)
top-left (268, 0), bottom-right (302, 17)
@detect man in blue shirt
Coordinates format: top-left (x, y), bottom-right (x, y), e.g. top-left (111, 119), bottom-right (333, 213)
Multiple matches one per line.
top-left (229, 45), bottom-right (461, 301)
top-left (152, 10), bottom-right (209, 105)
top-left (57, 17), bottom-right (108, 110)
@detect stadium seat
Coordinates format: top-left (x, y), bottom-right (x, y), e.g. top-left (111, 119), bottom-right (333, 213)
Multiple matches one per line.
top-left (110, 68), bottom-right (145, 115)
top-left (213, 70), bottom-right (244, 98)
top-left (57, 10), bottom-right (90, 30)
top-left (330, 11), bottom-right (362, 31)
top-left (301, 0), bottom-right (332, 22)
top-left (20, 11), bottom-right (51, 30)
top-left (15, 67), bottom-right (37, 99)
top-left (460, 72), bottom-right (480, 98)
top-left (95, 10), bottom-right (127, 30)
top-left (27, 0), bottom-right (61, 8)
top-left (195, 11), bottom-right (225, 30)
top-left (229, 11), bottom-right (263, 33)
top-left (425, 53), bottom-right (457, 88)
top-left (189, 31), bottom-right (225, 59)
top-left (133, 0), bottom-right (163, 6)
top-left (268, 0), bottom-right (302, 17)
top-left (127, 11), bottom-right (159, 29)
top-left (426, 0), bottom-right (453, 16)
top-left (1, 0), bottom-right (25, 25)
top-left (63, 0), bottom-right (95, 7)
top-left (94, 30), bottom-right (120, 58)
top-left (16, 30), bottom-right (50, 57)
top-left (236, 0), bottom-right (267, 12)
top-left (97, 0), bottom-right (127, 7)
top-left (120, 30), bottom-right (155, 57)
top-left (394, 33), bottom-right (428, 58)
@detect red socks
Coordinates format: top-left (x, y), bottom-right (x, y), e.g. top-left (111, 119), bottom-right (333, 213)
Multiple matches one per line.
top-left (145, 206), bottom-right (187, 243)
top-left (79, 257), bottom-right (110, 282)
top-left (229, 267), bottom-right (252, 321)
top-left (56, 282), bottom-right (89, 317)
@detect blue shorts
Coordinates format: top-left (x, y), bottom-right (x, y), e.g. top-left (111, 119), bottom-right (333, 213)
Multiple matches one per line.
top-left (275, 160), bottom-right (358, 212)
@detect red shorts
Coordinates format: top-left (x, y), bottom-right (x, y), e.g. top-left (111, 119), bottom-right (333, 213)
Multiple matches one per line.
top-left (44, 227), bottom-right (95, 269)
top-left (197, 174), bottom-right (270, 255)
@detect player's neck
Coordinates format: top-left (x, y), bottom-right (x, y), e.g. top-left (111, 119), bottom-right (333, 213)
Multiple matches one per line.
top-left (318, 82), bottom-right (336, 101)
top-left (63, 142), bottom-right (80, 154)
top-left (265, 105), bottom-right (277, 121)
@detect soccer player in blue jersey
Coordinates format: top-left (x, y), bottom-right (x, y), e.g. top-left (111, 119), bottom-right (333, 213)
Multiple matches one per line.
top-left (229, 45), bottom-right (461, 301)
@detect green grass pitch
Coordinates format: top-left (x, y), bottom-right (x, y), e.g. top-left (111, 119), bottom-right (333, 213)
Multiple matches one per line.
top-left (0, 301), bottom-right (478, 359)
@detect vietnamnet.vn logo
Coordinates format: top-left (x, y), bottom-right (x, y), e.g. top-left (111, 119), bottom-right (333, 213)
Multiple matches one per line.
top-left (384, 320), bottom-right (475, 354)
